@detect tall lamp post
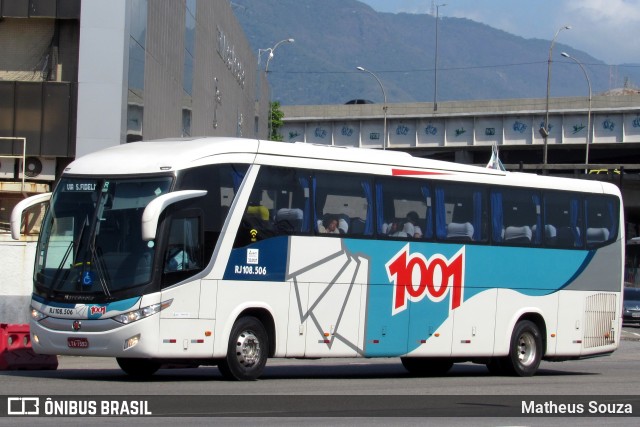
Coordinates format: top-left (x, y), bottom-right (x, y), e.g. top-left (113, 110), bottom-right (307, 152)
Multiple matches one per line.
top-left (541, 25), bottom-right (571, 165)
top-left (561, 52), bottom-right (592, 172)
top-left (260, 38), bottom-right (294, 140)
top-left (263, 38), bottom-right (294, 73)
top-left (356, 66), bottom-right (388, 149)
top-left (433, 3), bottom-right (447, 112)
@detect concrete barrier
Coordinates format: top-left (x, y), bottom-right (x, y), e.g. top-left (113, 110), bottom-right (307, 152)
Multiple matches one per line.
top-left (0, 323), bottom-right (58, 370)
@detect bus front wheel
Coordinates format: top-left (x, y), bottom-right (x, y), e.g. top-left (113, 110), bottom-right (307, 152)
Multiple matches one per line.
top-left (503, 320), bottom-right (543, 377)
top-left (218, 316), bottom-right (268, 381)
top-left (116, 357), bottom-right (161, 377)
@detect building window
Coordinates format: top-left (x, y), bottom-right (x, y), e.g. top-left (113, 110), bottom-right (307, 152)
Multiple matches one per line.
top-left (181, 0), bottom-right (196, 137)
top-left (126, 0), bottom-right (147, 142)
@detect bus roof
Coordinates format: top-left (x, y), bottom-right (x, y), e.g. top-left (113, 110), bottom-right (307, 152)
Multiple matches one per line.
top-left (63, 137), bottom-right (619, 196)
top-left (65, 137), bottom-right (500, 176)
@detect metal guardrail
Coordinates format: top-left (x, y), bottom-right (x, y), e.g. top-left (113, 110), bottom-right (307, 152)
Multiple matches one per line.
top-left (501, 163), bottom-right (640, 171)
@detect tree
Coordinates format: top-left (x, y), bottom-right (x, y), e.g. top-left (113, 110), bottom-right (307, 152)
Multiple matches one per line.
top-left (269, 101), bottom-right (284, 141)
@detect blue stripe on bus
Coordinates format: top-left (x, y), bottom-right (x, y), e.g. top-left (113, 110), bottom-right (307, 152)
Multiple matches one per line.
top-left (222, 237), bottom-right (595, 356)
top-left (342, 240), bottom-right (592, 356)
top-left (32, 294), bottom-right (75, 308)
top-left (32, 294), bottom-right (141, 319)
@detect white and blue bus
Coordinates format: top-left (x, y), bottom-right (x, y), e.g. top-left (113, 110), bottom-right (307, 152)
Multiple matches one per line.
top-left (12, 137), bottom-right (624, 380)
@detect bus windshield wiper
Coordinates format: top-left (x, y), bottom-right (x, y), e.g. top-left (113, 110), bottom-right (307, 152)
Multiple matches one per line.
top-left (89, 241), bottom-right (111, 297)
top-left (87, 188), bottom-right (113, 297)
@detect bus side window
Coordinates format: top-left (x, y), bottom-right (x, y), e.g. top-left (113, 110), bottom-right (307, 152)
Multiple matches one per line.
top-left (437, 184), bottom-right (487, 242)
top-left (585, 195), bottom-right (619, 248)
top-left (165, 217), bottom-right (201, 271)
top-left (233, 166), bottom-right (310, 248)
top-left (376, 177), bottom-right (431, 240)
top-left (234, 201), bottom-right (275, 247)
top-left (315, 171), bottom-right (373, 237)
top-left (544, 192), bottom-right (583, 249)
top-left (491, 188), bottom-right (540, 246)
top-left (162, 215), bottom-right (203, 286)
top-left (177, 163), bottom-right (248, 262)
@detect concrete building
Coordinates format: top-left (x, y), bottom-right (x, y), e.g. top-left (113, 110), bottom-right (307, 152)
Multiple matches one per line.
top-left (0, 0), bottom-right (270, 323)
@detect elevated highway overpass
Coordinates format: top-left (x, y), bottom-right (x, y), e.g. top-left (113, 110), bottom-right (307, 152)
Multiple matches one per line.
top-left (281, 94), bottom-right (640, 227)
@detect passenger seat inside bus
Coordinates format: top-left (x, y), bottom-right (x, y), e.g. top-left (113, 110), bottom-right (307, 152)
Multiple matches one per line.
top-left (246, 205), bottom-right (270, 221)
top-left (275, 208), bottom-right (303, 233)
top-left (503, 225), bottom-right (532, 244)
top-left (349, 217), bottom-right (366, 235)
top-left (554, 226), bottom-right (581, 247)
top-left (446, 222), bottom-right (474, 241)
top-left (533, 224), bottom-right (556, 244)
top-left (234, 204), bottom-right (276, 247)
top-left (586, 227), bottom-right (610, 244)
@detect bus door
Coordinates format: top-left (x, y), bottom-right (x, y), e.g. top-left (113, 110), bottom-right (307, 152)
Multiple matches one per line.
top-left (158, 210), bottom-right (208, 355)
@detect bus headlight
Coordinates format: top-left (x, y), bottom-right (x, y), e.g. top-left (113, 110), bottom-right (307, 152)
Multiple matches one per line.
top-left (112, 299), bottom-right (173, 324)
top-left (30, 306), bottom-right (48, 322)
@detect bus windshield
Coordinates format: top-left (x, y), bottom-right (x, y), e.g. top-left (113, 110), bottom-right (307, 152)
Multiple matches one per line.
top-left (35, 176), bottom-right (173, 299)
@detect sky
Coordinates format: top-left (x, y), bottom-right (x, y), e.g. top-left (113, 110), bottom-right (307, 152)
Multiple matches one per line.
top-left (359, 0), bottom-right (640, 65)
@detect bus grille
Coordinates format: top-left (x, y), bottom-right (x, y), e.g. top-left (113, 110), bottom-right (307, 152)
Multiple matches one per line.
top-left (583, 293), bottom-right (617, 348)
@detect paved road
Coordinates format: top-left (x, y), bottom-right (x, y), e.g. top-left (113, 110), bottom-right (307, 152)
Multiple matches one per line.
top-left (1, 328), bottom-right (639, 426)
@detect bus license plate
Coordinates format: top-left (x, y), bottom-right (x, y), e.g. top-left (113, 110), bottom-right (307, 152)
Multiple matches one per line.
top-left (67, 337), bottom-right (89, 348)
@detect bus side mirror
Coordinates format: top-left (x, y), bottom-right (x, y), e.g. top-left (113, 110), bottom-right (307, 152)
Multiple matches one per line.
top-left (141, 190), bottom-right (207, 241)
top-left (10, 193), bottom-right (52, 240)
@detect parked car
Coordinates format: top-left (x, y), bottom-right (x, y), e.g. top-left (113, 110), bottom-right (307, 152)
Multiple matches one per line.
top-left (344, 99), bottom-right (374, 104)
top-left (589, 169), bottom-right (621, 175)
top-left (623, 287), bottom-right (640, 326)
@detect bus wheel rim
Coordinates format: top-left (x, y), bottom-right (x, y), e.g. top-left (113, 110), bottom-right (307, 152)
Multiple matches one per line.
top-left (235, 330), bottom-right (261, 367)
top-left (517, 332), bottom-right (536, 367)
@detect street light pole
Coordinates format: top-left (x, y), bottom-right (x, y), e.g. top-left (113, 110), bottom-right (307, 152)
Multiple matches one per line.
top-left (356, 66), bottom-right (388, 149)
top-left (260, 38), bottom-right (294, 140)
top-left (542, 25), bottom-right (571, 165)
top-left (262, 38), bottom-right (294, 73)
top-left (561, 52), bottom-right (592, 172)
top-left (433, 3), bottom-right (446, 112)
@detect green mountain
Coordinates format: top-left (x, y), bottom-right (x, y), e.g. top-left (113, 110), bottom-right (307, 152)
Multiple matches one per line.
top-left (233, 0), bottom-right (640, 105)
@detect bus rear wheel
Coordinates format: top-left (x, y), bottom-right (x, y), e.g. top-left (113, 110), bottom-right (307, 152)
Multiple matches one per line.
top-left (218, 316), bottom-right (268, 381)
top-left (502, 320), bottom-right (543, 377)
top-left (401, 357), bottom-right (453, 376)
top-left (116, 357), bottom-right (161, 377)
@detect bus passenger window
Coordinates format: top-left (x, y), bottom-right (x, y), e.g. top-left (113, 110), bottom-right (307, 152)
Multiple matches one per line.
top-left (315, 172), bottom-right (373, 237)
top-left (376, 177), bottom-right (431, 240)
top-left (491, 188), bottom-right (540, 246)
top-left (234, 200), bottom-right (275, 247)
top-left (585, 195), bottom-right (619, 248)
top-left (233, 166), bottom-right (310, 248)
top-left (163, 216), bottom-right (201, 273)
top-left (437, 185), bottom-right (487, 242)
top-left (176, 163), bottom-right (248, 264)
top-left (544, 192), bottom-right (583, 249)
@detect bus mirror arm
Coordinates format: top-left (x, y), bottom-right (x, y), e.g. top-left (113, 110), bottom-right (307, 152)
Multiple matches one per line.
top-left (141, 190), bottom-right (207, 241)
top-left (10, 192), bottom-right (52, 240)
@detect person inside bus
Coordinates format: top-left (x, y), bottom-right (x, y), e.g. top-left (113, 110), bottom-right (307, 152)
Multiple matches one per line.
top-left (386, 211), bottom-right (423, 238)
top-left (402, 211), bottom-right (423, 238)
top-left (318, 216), bottom-right (340, 234)
top-left (165, 246), bottom-right (194, 272)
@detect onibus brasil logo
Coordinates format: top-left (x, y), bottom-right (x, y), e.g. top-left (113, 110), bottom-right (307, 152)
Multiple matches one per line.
top-left (386, 245), bottom-right (465, 316)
